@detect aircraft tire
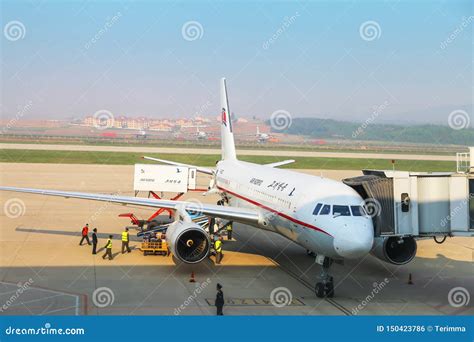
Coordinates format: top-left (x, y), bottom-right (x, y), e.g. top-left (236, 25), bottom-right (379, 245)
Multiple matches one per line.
top-left (325, 282), bottom-right (334, 298)
top-left (315, 282), bottom-right (325, 298)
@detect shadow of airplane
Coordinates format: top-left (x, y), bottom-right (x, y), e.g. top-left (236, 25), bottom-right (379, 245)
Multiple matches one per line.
top-left (16, 227), bottom-right (142, 242)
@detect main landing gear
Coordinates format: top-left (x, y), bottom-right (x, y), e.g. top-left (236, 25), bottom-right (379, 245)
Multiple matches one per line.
top-left (315, 256), bottom-right (334, 298)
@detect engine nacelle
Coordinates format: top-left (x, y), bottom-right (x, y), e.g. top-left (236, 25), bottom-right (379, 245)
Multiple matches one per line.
top-left (372, 236), bottom-right (417, 265)
top-left (166, 220), bottom-right (210, 264)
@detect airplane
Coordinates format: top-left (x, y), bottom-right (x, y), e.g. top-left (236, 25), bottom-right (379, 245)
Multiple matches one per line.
top-left (1, 78), bottom-right (389, 298)
top-left (136, 130), bottom-right (147, 139)
top-left (195, 126), bottom-right (208, 140)
top-left (256, 126), bottom-right (270, 143)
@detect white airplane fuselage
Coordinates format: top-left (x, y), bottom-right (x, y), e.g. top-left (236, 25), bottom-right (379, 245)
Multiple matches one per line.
top-left (257, 134), bottom-right (269, 143)
top-left (216, 159), bottom-right (374, 260)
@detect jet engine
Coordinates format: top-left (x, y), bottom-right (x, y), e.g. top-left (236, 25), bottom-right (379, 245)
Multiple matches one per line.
top-left (166, 220), bottom-right (210, 263)
top-left (372, 236), bottom-right (417, 265)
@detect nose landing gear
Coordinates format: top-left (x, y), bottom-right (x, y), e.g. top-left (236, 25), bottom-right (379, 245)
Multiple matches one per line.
top-left (315, 256), bottom-right (334, 298)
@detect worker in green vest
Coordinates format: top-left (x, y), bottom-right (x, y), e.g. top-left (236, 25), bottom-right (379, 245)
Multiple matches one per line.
top-left (121, 227), bottom-right (131, 254)
top-left (226, 222), bottom-right (233, 240)
top-left (102, 235), bottom-right (113, 260)
top-left (215, 236), bottom-right (223, 264)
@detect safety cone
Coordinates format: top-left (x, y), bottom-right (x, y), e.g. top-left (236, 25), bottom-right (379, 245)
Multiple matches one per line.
top-left (189, 271), bottom-right (196, 283)
top-left (408, 273), bottom-right (413, 285)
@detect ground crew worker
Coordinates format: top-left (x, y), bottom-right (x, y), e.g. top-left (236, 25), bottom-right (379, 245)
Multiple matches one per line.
top-left (79, 223), bottom-right (91, 246)
top-left (121, 228), bottom-right (131, 254)
top-left (102, 235), bottom-right (113, 260)
top-left (226, 222), bottom-right (233, 240)
top-left (92, 228), bottom-right (98, 255)
top-left (215, 236), bottom-right (223, 264)
top-left (215, 283), bottom-right (224, 315)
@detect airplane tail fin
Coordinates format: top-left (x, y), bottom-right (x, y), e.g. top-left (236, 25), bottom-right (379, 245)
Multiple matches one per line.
top-left (220, 78), bottom-right (237, 160)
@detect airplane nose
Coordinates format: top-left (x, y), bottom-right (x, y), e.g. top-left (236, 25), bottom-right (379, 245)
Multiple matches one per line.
top-left (333, 225), bottom-right (373, 259)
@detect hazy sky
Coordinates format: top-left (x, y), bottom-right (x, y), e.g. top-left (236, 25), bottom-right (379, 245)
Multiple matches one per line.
top-left (1, 0), bottom-right (472, 125)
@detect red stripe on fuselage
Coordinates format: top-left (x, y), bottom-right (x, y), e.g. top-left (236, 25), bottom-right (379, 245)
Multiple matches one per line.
top-left (216, 186), bottom-right (333, 237)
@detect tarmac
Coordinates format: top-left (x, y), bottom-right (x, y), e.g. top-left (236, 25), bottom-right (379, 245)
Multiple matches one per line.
top-left (0, 143), bottom-right (457, 161)
top-left (0, 163), bottom-right (472, 316)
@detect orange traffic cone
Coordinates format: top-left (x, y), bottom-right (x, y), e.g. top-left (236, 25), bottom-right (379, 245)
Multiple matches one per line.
top-left (189, 271), bottom-right (196, 283)
top-left (408, 273), bottom-right (413, 285)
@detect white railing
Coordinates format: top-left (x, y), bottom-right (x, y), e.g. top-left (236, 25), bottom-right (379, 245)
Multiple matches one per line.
top-left (456, 152), bottom-right (470, 173)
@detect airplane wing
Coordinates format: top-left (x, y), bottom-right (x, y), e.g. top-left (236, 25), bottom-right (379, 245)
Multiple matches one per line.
top-left (142, 156), bottom-right (214, 175)
top-left (263, 159), bottom-right (295, 168)
top-left (0, 186), bottom-right (260, 225)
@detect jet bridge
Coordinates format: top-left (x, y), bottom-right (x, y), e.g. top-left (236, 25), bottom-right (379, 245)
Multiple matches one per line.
top-left (343, 150), bottom-right (474, 239)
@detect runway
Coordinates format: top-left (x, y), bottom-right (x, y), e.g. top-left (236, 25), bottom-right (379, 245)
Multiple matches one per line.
top-left (0, 143), bottom-right (457, 161)
top-left (0, 163), bottom-right (472, 315)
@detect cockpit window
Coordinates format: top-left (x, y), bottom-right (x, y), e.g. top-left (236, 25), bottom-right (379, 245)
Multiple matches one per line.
top-left (333, 205), bottom-right (351, 216)
top-left (350, 205), bottom-right (365, 216)
top-left (312, 203), bottom-right (322, 215)
top-left (319, 204), bottom-right (331, 215)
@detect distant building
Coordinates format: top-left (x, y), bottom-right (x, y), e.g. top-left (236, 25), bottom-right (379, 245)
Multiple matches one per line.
top-left (149, 122), bottom-right (173, 131)
top-left (81, 114), bottom-right (254, 132)
top-left (84, 116), bottom-right (94, 126)
top-left (114, 116), bottom-right (128, 129)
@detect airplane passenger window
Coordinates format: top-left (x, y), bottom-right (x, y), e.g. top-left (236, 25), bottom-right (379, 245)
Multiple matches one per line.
top-left (350, 206), bottom-right (364, 216)
top-left (319, 204), bottom-right (331, 215)
top-left (312, 203), bottom-right (322, 215)
top-left (333, 205), bottom-right (351, 216)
